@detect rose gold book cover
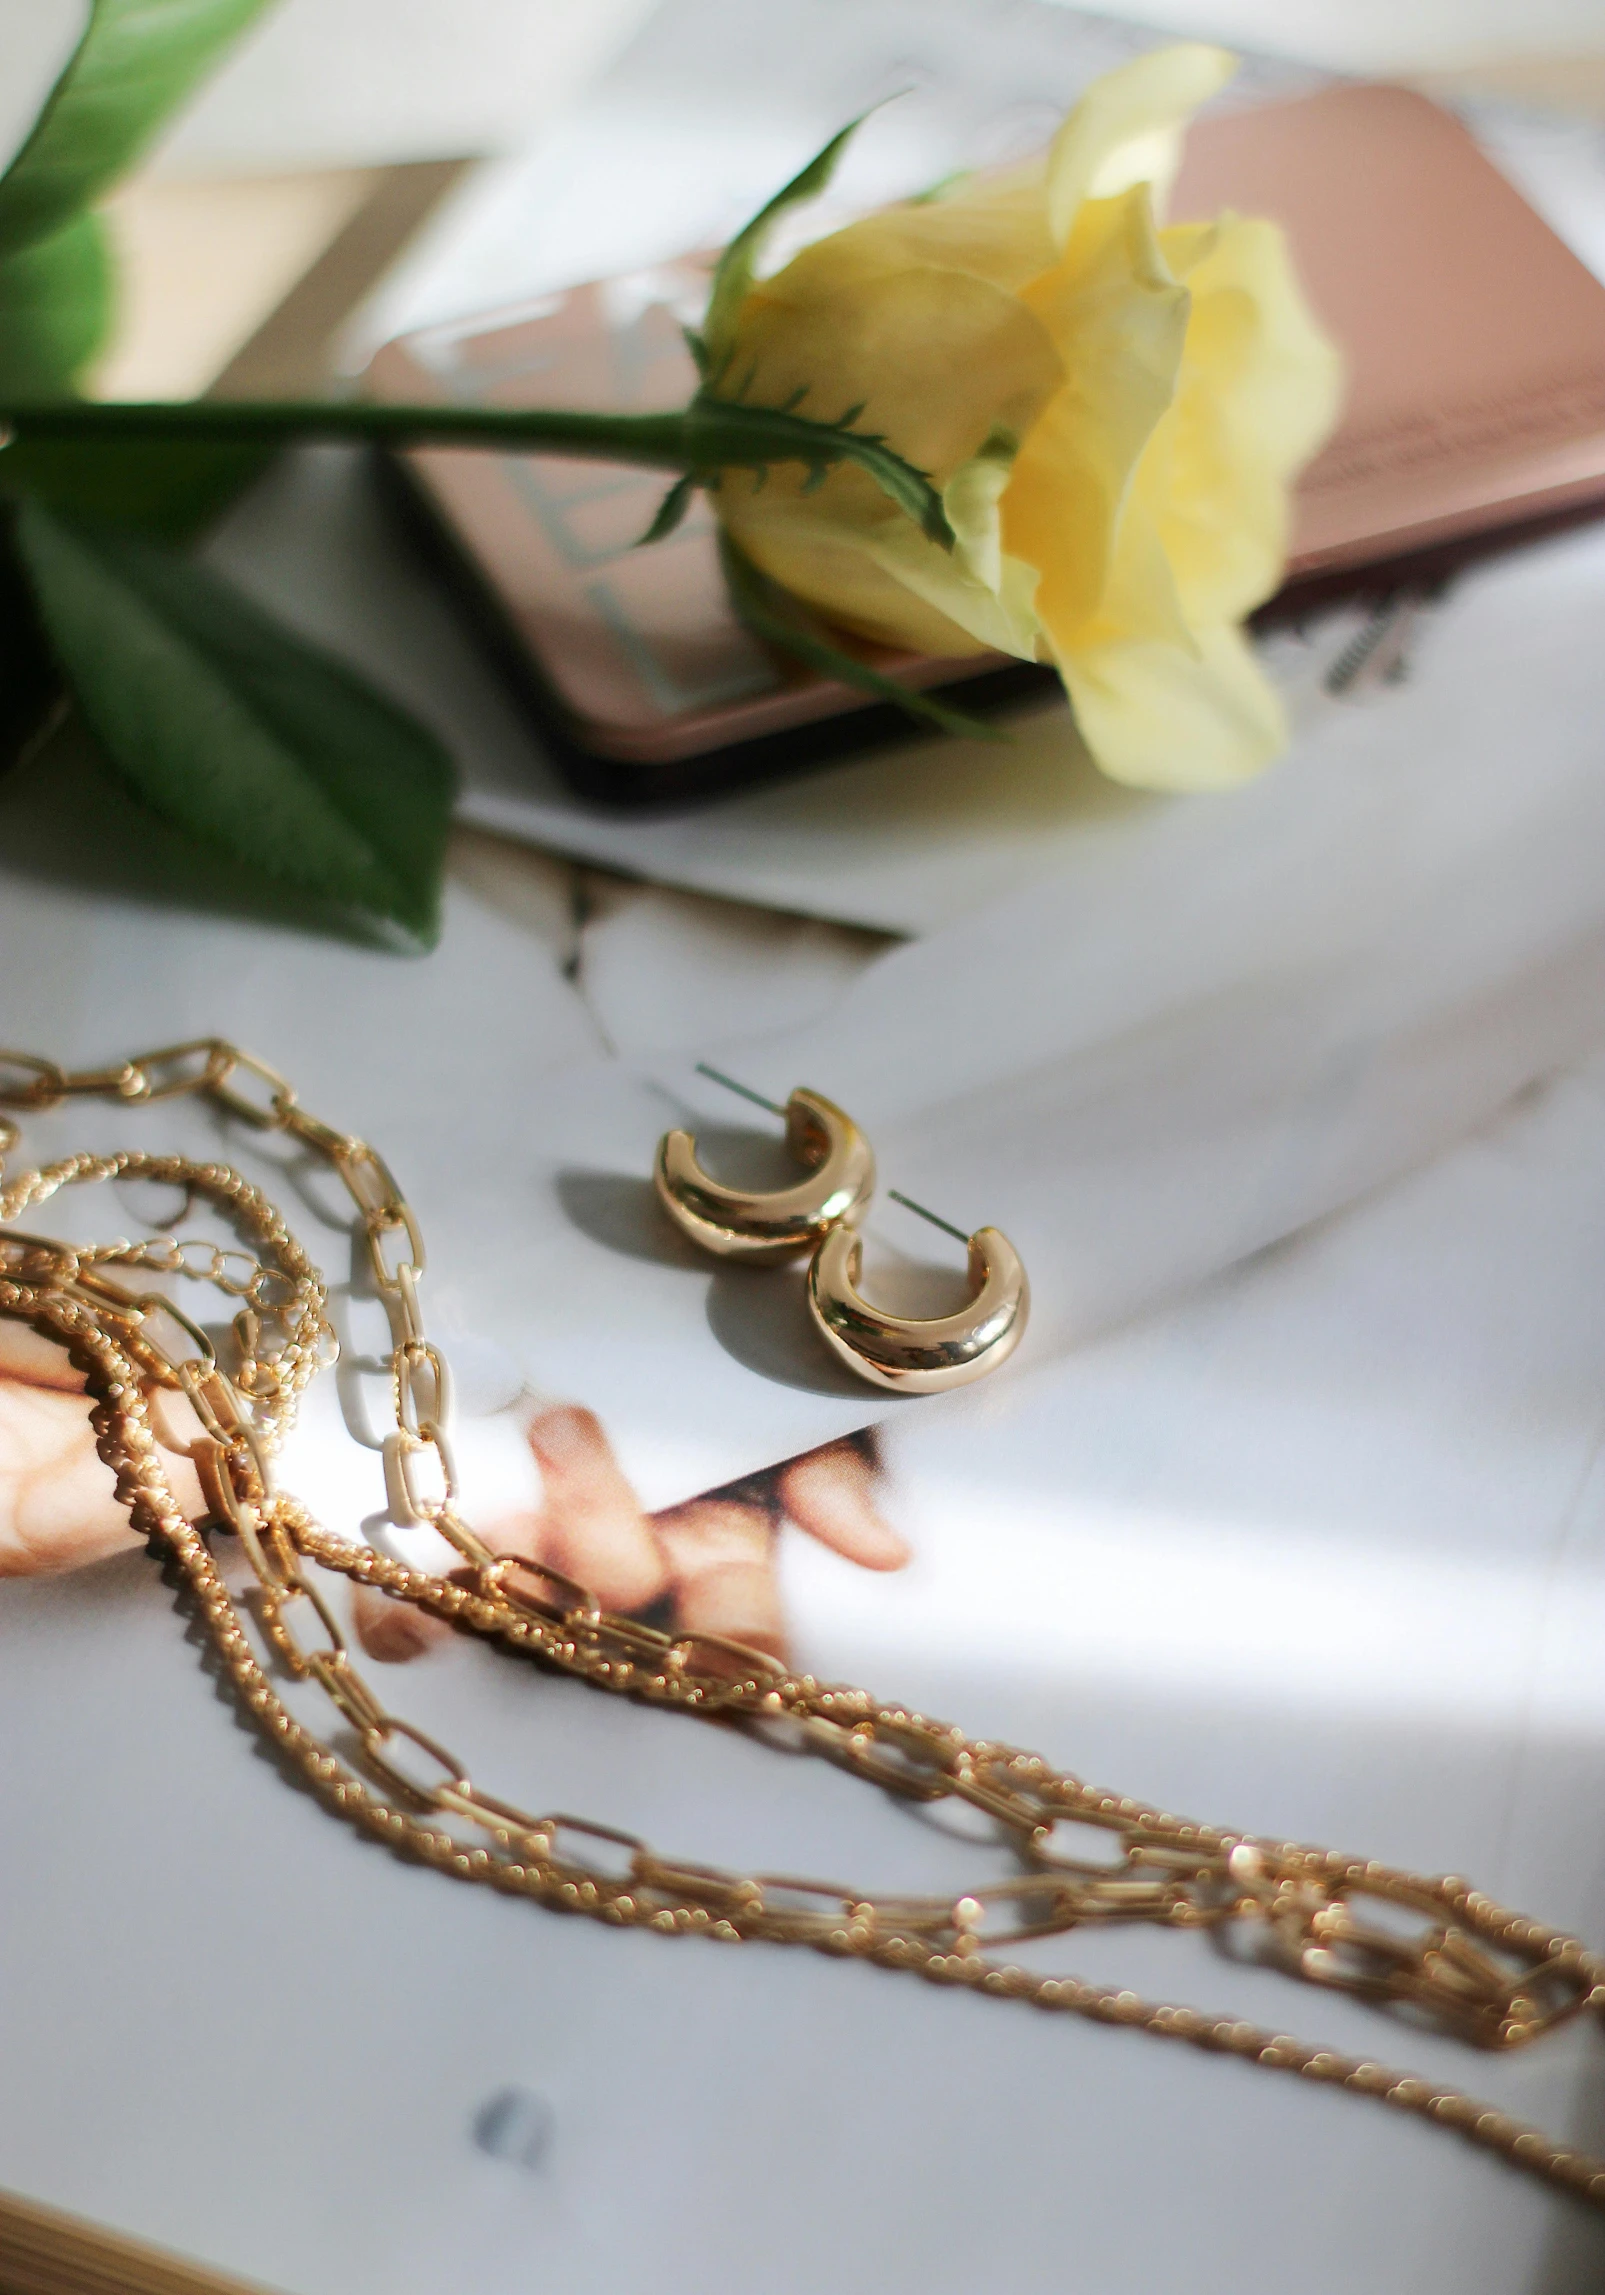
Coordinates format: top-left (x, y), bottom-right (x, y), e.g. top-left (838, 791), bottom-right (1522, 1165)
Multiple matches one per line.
top-left (1174, 84), bottom-right (1605, 576)
top-left (368, 83), bottom-right (1605, 780)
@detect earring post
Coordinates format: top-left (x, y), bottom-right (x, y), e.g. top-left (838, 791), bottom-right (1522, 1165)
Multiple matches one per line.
top-left (888, 1189), bottom-right (971, 1247)
top-left (694, 1063), bottom-right (789, 1119)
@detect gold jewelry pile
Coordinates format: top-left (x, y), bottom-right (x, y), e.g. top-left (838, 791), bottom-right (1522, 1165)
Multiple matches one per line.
top-left (4, 1040), bottom-right (1604, 2211)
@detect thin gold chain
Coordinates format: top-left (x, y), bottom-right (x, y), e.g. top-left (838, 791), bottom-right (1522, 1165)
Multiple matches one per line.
top-left (3, 1039), bottom-right (1605, 2211)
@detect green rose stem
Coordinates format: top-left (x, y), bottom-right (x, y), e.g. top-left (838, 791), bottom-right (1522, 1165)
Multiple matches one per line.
top-left (0, 394), bottom-right (956, 548)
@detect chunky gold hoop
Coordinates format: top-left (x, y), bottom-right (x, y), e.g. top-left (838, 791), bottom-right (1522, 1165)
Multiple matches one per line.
top-left (806, 1222), bottom-right (1029, 1392)
top-left (654, 1087), bottom-right (875, 1263)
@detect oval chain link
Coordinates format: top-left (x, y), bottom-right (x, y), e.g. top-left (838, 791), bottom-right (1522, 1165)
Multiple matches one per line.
top-left (3, 1041), bottom-right (1605, 2209)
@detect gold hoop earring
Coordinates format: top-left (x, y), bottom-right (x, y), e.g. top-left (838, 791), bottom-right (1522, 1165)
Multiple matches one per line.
top-left (806, 1210), bottom-right (1029, 1393)
top-left (655, 1068), bottom-right (874, 1263)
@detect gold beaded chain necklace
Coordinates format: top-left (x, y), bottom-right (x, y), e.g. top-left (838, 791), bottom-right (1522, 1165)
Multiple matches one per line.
top-left (4, 1038), bottom-right (1605, 2216)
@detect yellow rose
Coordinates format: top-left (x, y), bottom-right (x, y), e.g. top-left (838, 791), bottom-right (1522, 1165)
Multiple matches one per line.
top-left (709, 45), bottom-right (1344, 790)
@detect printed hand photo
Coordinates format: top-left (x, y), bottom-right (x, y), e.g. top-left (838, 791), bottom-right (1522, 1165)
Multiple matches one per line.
top-left (0, 1314), bottom-right (908, 1665)
top-left (351, 1408), bottom-right (905, 1666)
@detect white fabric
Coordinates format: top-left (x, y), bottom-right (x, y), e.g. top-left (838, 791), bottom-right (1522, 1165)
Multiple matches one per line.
top-left (657, 514), bottom-right (1605, 1379)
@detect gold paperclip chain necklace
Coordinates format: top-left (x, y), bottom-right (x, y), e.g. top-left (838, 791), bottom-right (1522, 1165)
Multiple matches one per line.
top-left (4, 1038), bottom-right (1605, 2214)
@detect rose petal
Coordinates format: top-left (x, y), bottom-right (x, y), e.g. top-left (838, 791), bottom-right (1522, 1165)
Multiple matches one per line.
top-left (1045, 42), bottom-right (1237, 244)
top-left (1053, 616), bottom-right (1287, 791)
top-left (1004, 185), bottom-right (1190, 642)
top-left (1144, 213), bottom-right (1346, 625)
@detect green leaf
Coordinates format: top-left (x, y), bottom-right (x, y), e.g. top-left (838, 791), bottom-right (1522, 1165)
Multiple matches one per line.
top-left (0, 432), bottom-right (272, 540)
top-left (0, 0), bottom-right (277, 261)
top-left (12, 501), bottom-right (456, 944)
top-left (719, 534), bottom-right (1001, 741)
top-left (0, 209), bottom-right (113, 396)
top-left (702, 111), bottom-right (874, 369)
top-left (638, 471), bottom-right (696, 544)
top-left (0, 519), bottom-right (64, 770)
